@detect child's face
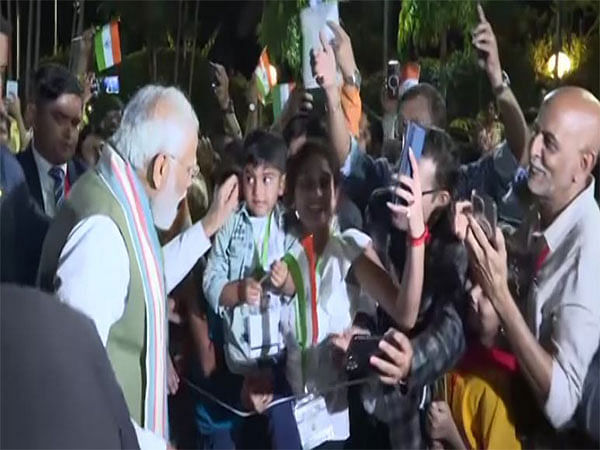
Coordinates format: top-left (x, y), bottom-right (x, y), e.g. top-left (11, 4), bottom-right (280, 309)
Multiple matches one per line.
top-left (293, 153), bottom-right (337, 232)
top-left (467, 283), bottom-right (501, 347)
top-left (242, 163), bottom-right (285, 217)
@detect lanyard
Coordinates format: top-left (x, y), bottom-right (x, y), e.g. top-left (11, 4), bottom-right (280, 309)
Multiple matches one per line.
top-left (302, 234), bottom-right (319, 346)
top-left (254, 212), bottom-right (272, 272)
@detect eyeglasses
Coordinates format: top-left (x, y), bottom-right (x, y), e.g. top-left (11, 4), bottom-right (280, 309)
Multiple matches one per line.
top-left (168, 155), bottom-right (200, 179)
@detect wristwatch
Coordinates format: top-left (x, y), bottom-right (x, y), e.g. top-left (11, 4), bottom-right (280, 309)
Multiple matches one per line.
top-left (344, 68), bottom-right (362, 89)
top-left (221, 99), bottom-right (235, 115)
top-left (248, 102), bottom-right (257, 113)
top-left (493, 70), bottom-right (510, 97)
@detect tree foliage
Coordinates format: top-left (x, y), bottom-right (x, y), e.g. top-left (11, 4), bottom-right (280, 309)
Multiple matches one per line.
top-left (257, 0), bottom-right (308, 82)
top-left (397, 0), bottom-right (477, 59)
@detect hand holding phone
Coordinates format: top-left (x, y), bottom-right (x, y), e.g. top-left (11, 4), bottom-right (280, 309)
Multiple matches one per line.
top-left (344, 334), bottom-right (383, 377)
top-left (471, 191), bottom-right (497, 242)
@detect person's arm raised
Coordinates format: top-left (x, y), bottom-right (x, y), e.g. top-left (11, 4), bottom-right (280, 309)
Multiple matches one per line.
top-left (354, 150), bottom-right (426, 331)
top-left (312, 31), bottom-right (351, 166)
top-left (473, 4), bottom-right (528, 166)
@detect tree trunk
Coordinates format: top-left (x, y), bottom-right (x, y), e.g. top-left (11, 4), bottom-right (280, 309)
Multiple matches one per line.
top-left (439, 29), bottom-right (448, 98)
top-left (152, 47), bottom-right (158, 82)
top-left (77, 0), bottom-right (85, 36)
top-left (188, 0), bottom-right (200, 98)
top-left (34, 0), bottom-right (41, 70)
top-left (7, 0), bottom-right (13, 79)
top-left (71, 1), bottom-right (77, 41)
top-left (25, 0), bottom-right (33, 101)
top-left (174, 0), bottom-right (182, 85)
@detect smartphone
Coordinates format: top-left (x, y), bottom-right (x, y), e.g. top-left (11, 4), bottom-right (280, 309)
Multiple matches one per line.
top-left (400, 121), bottom-right (426, 177)
top-left (387, 60), bottom-right (400, 99)
top-left (345, 335), bottom-right (383, 377)
top-left (101, 75), bottom-right (120, 94)
top-left (391, 121), bottom-right (426, 205)
top-left (5, 80), bottom-right (18, 99)
top-left (471, 191), bottom-right (497, 241)
top-left (306, 87), bottom-right (326, 119)
top-left (209, 62), bottom-right (220, 90)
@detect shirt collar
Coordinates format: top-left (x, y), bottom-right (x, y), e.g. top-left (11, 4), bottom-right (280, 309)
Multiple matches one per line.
top-left (238, 202), bottom-right (284, 223)
top-left (542, 177), bottom-right (596, 252)
top-left (32, 139), bottom-right (67, 176)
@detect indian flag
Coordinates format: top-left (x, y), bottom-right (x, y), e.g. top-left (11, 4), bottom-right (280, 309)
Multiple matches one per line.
top-left (254, 48), bottom-right (276, 104)
top-left (272, 83), bottom-right (295, 120)
top-left (94, 21), bottom-right (122, 72)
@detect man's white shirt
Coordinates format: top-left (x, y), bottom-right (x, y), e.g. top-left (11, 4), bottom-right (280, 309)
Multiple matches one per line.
top-left (54, 214), bottom-right (211, 449)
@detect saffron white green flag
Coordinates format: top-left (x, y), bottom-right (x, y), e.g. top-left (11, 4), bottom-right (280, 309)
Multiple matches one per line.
top-left (94, 21), bottom-right (121, 72)
top-left (272, 83), bottom-right (295, 120)
top-left (254, 48), bottom-right (276, 104)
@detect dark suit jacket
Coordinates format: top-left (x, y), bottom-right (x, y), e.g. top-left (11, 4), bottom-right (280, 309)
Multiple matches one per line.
top-left (0, 146), bottom-right (50, 285)
top-left (0, 284), bottom-right (139, 449)
top-left (16, 144), bottom-right (87, 214)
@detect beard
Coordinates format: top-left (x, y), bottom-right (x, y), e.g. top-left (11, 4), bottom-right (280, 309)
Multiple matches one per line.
top-left (150, 175), bottom-right (182, 230)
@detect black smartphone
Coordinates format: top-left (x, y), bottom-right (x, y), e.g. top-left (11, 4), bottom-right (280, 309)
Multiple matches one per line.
top-left (306, 87), bottom-right (326, 119)
top-left (387, 60), bottom-right (400, 99)
top-left (345, 335), bottom-right (383, 378)
top-left (471, 190), bottom-right (497, 241)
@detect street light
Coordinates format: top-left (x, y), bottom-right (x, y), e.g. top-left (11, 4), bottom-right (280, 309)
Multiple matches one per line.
top-left (546, 52), bottom-right (572, 79)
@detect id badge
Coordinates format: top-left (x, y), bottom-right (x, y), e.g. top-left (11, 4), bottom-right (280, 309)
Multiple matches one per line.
top-left (293, 394), bottom-right (334, 449)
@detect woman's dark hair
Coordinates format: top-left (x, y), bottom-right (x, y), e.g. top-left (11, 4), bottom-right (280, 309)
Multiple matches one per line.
top-left (243, 129), bottom-right (288, 173)
top-left (75, 124), bottom-right (93, 158)
top-left (421, 127), bottom-right (460, 198)
top-left (282, 113), bottom-right (328, 146)
top-left (284, 139), bottom-right (340, 206)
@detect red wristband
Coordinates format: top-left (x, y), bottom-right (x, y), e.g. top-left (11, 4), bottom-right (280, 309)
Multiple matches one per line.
top-left (409, 226), bottom-right (430, 247)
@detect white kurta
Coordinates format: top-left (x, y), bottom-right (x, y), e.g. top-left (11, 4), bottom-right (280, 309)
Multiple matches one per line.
top-left (283, 228), bottom-right (377, 442)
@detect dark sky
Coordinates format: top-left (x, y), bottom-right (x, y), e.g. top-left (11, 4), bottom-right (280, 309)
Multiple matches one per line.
top-left (6, 0), bottom-right (263, 79)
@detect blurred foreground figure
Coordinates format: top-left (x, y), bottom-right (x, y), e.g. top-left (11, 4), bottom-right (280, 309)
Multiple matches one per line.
top-left (1, 284), bottom-right (139, 449)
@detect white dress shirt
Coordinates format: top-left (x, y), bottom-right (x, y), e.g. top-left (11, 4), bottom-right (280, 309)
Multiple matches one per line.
top-left (526, 178), bottom-right (600, 428)
top-left (54, 214), bottom-right (212, 449)
top-left (31, 145), bottom-right (67, 218)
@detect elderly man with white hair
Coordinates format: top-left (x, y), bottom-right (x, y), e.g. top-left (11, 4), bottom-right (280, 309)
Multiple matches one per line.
top-left (37, 85), bottom-right (239, 449)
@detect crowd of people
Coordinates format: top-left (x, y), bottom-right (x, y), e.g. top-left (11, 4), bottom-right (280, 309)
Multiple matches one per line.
top-left (1, 6), bottom-right (599, 450)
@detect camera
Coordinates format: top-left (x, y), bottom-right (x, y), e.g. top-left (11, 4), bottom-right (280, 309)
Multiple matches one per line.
top-left (386, 60), bottom-right (401, 99)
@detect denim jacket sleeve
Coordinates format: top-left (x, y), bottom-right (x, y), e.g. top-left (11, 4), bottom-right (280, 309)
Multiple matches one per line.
top-left (202, 213), bottom-right (237, 314)
top-left (341, 137), bottom-right (393, 213)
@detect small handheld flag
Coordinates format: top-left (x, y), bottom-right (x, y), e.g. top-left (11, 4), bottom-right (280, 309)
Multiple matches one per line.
top-left (94, 21), bottom-right (122, 72)
top-left (254, 48), bottom-right (276, 104)
top-left (272, 83), bottom-right (296, 120)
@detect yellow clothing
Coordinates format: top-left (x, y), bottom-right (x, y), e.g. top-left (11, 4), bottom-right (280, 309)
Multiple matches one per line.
top-left (8, 118), bottom-right (21, 154)
top-left (447, 369), bottom-right (521, 450)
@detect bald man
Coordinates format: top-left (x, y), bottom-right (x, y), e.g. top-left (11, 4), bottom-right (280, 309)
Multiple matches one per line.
top-left (464, 87), bottom-right (600, 433)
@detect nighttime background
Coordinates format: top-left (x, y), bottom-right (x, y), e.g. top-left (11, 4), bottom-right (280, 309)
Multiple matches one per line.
top-left (2, 0), bottom-right (599, 135)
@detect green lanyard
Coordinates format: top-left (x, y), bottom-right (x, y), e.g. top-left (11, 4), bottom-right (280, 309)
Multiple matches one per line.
top-left (255, 212), bottom-right (273, 274)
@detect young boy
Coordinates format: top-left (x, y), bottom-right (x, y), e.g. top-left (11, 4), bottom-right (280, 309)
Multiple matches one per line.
top-left (203, 129), bottom-right (300, 449)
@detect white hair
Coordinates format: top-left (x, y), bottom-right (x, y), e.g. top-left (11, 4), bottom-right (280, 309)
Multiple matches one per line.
top-left (112, 85), bottom-right (199, 171)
